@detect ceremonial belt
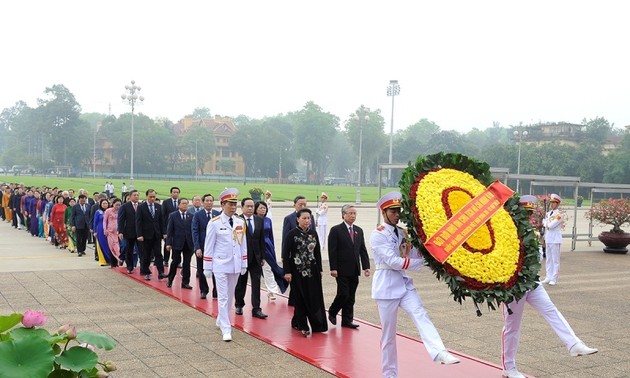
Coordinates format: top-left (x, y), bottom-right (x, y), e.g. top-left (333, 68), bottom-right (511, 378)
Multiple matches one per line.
top-left (375, 263), bottom-right (394, 270)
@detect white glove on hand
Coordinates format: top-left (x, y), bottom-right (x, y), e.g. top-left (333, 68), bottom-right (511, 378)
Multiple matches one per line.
top-left (203, 269), bottom-right (212, 278)
top-left (240, 268), bottom-right (247, 276)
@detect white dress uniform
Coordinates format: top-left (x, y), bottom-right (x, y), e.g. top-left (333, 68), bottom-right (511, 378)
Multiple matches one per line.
top-left (543, 194), bottom-right (563, 284)
top-left (203, 192), bottom-right (247, 339)
top-left (501, 285), bottom-right (586, 375)
top-left (316, 194), bottom-right (329, 250)
top-left (370, 191), bottom-right (456, 378)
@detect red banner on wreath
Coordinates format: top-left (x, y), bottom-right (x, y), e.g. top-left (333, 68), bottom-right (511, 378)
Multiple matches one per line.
top-left (424, 180), bottom-right (514, 263)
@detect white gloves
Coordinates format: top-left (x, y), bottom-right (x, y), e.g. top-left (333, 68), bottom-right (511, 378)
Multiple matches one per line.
top-left (240, 268), bottom-right (247, 276)
top-left (203, 269), bottom-right (212, 278)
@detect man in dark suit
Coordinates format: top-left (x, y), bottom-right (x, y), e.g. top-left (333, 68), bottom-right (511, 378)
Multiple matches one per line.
top-left (136, 189), bottom-right (167, 281)
top-left (327, 204), bottom-right (371, 329)
top-left (186, 195), bottom-right (203, 216)
top-left (192, 193), bottom-right (220, 299)
top-left (165, 198), bottom-right (194, 289)
top-left (235, 197), bottom-right (267, 319)
top-left (70, 194), bottom-right (91, 257)
top-left (161, 186), bottom-right (180, 267)
top-left (87, 192), bottom-right (98, 244)
top-left (117, 190), bottom-right (141, 274)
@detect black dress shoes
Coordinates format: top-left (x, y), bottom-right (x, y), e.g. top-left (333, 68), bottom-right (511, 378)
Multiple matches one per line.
top-left (341, 322), bottom-right (360, 329)
top-left (144, 274), bottom-right (151, 281)
top-left (127, 269), bottom-right (133, 274)
top-left (235, 307), bottom-right (243, 315)
top-left (200, 291), bottom-right (208, 299)
top-left (328, 313), bottom-right (337, 325)
top-left (252, 310), bottom-right (268, 319)
top-left (212, 289), bottom-right (218, 299)
top-left (166, 280), bottom-right (173, 288)
top-left (158, 273), bottom-right (168, 280)
top-left (181, 284), bottom-right (193, 290)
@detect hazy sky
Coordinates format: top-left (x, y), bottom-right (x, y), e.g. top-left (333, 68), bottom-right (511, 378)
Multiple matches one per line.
top-left (2, 1), bottom-right (628, 133)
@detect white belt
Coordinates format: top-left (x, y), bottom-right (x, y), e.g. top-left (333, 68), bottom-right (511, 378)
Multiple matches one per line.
top-left (375, 263), bottom-right (393, 270)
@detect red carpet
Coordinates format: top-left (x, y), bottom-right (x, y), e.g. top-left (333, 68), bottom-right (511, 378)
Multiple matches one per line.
top-left (116, 265), bottom-right (505, 377)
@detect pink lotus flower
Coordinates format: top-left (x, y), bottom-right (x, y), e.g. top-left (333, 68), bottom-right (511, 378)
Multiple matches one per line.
top-left (57, 324), bottom-right (77, 339)
top-left (21, 310), bottom-right (47, 328)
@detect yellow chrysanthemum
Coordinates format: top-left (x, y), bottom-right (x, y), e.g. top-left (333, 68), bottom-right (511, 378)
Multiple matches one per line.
top-left (415, 168), bottom-right (520, 284)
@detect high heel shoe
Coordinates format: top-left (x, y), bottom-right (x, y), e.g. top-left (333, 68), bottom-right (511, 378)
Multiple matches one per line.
top-left (267, 292), bottom-right (276, 301)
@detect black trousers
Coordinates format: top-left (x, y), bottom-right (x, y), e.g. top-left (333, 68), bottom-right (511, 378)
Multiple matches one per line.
top-left (124, 237), bottom-right (140, 270)
top-left (167, 245), bottom-right (193, 285)
top-left (235, 264), bottom-right (262, 311)
top-left (195, 254), bottom-right (218, 296)
top-left (140, 238), bottom-right (163, 275)
top-left (75, 228), bottom-right (89, 253)
top-left (162, 244), bottom-right (171, 266)
top-left (328, 275), bottom-right (359, 324)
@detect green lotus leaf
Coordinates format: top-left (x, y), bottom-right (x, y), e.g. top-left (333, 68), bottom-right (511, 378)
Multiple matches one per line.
top-left (0, 335), bottom-right (55, 378)
top-left (0, 313), bottom-right (22, 333)
top-left (10, 327), bottom-right (51, 341)
top-left (76, 331), bottom-right (117, 350)
top-left (48, 369), bottom-right (75, 378)
top-left (55, 346), bottom-right (98, 372)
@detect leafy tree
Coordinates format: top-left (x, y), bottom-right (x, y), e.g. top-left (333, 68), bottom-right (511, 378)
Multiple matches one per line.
top-left (582, 117), bottom-right (613, 146)
top-left (292, 101), bottom-right (339, 183)
top-left (344, 105), bottom-right (386, 184)
top-left (604, 133), bottom-right (630, 183)
top-left (189, 107), bottom-right (212, 119)
top-left (393, 118), bottom-right (440, 164)
top-left (181, 124), bottom-right (216, 175)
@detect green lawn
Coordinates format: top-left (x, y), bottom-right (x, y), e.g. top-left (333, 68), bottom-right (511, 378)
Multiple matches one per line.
top-left (2, 175), bottom-right (397, 203)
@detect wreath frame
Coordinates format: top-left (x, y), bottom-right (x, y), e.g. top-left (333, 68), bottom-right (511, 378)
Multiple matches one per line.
top-left (399, 152), bottom-right (541, 312)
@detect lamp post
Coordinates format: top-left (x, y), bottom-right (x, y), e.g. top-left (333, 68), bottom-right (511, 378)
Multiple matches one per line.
top-left (121, 80), bottom-right (144, 190)
top-left (195, 139), bottom-right (199, 181)
top-left (386, 80), bottom-right (400, 186)
top-left (353, 110), bottom-right (369, 204)
top-left (514, 129), bottom-right (528, 193)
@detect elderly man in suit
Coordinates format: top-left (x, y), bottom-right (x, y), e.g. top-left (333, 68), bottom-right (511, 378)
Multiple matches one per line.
top-left (192, 193), bottom-right (220, 299)
top-left (203, 188), bottom-right (247, 342)
top-left (165, 198), bottom-right (194, 289)
top-left (161, 186), bottom-right (181, 267)
top-left (117, 190), bottom-right (140, 274)
top-left (70, 194), bottom-right (91, 257)
top-left (235, 197), bottom-right (267, 319)
top-left (327, 204), bottom-right (370, 329)
top-left (186, 195), bottom-right (203, 216)
top-left (136, 189), bottom-right (167, 281)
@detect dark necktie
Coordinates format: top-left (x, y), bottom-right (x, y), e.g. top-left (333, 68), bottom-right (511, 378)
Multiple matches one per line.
top-left (229, 217), bottom-right (233, 227)
top-left (181, 212), bottom-right (185, 221)
top-left (349, 225), bottom-right (354, 243)
top-left (393, 227), bottom-right (399, 237)
top-left (81, 205), bottom-right (85, 213)
top-left (150, 205), bottom-right (154, 217)
top-left (247, 218), bottom-right (253, 235)
top-left (206, 211), bottom-right (211, 220)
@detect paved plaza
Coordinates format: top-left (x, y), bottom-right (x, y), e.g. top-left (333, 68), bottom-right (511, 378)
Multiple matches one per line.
top-left (0, 203), bottom-right (628, 377)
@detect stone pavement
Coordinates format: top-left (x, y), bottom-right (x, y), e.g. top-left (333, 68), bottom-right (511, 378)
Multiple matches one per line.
top-left (0, 204), bottom-right (629, 377)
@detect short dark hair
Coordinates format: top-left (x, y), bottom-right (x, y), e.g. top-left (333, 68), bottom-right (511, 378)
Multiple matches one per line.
top-left (170, 187), bottom-right (180, 193)
top-left (241, 197), bottom-right (254, 207)
top-left (293, 195), bottom-right (306, 204)
top-left (128, 189), bottom-right (138, 195)
top-left (254, 201), bottom-right (268, 215)
top-left (146, 189), bottom-right (156, 196)
top-left (296, 207), bottom-right (312, 219)
top-left (78, 194), bottom-right (87, 200)
top-left (202, 193), bottom-right (214, 202)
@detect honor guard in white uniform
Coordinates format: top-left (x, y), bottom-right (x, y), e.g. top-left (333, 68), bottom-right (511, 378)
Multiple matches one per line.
top-left (542, 193), bottom-right (563, 285)
top-left (501, 195), bottom-right (598, 378)
top-left (370, 191), bottom-right (460, 378)
top-left (316, 192), bottom-right (329, 250)
top-left (203, 188), bottom-right (247, 342)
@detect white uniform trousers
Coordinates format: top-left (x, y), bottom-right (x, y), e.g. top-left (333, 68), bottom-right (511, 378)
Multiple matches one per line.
top-left (376, 289), bottom-right (446, 378)
top-left (501, 285), bottom-right (580, 371)
top-left (317, 224), bottom-right (327, 250)
top-left (262, 262), bottom-right (280, 294)
top-left (214, 272), bottom-right (239, 335)
top-left (545, 242), bottom-right (561, 282)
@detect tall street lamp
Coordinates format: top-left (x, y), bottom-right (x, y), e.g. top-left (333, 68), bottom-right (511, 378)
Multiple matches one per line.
top-left (353, 109), bottom-right (369, 204)
top-left (386, 80), bottom-right (400, 185)
top-left (514, 129), bottom-right (528, 193)
top-left (121, 80), bottom-right (144, 190)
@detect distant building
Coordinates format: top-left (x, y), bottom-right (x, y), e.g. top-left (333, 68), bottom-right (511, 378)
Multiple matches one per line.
top-left (177, 115), bottom-right (245, 176)
top-left (512, 122), bottom-right (584, 147)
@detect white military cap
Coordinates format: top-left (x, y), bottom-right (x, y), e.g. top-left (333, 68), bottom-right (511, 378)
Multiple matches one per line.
top-left (376, 191), bottom-right (403, 211)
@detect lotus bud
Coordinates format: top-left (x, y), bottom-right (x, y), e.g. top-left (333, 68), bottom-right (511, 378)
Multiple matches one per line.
top-left (21, 310), bottom-right (47, 328)
top-left (57, 324), bottom-right (77, 339)
top-left (96, 372), bottom-right (109, 378)
top-left (79, 342), bottom-right (96, 351)
top-left (103, 361), bottom-right (117, 372)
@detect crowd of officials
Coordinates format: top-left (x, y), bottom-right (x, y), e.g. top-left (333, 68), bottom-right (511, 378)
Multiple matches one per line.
top-left (0, 182), bottom-right (599, 378)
